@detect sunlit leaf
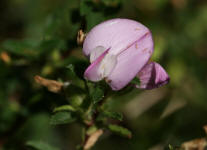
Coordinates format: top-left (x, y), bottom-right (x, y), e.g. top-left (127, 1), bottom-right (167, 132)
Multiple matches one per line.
top-left (108, 124), bottom-right (132, 138)
top-left (168, 144), bottom-right (174, 150)
top-left (53, 105), bottom-right (76, 112)
top-left (86, 125), bottom-right (98, 135)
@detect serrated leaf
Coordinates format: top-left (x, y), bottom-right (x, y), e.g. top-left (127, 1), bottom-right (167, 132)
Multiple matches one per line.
top-left (91, 87), bottom-right (104, 104)
top-left (98, 111), bottom-right (123, 121)
top-left (53, 105), bottom-right (76, 112)
top-left (50, 112), bottom-right (76, 125)
top-left (26, 140), bottom-right (59, 150)
top-left (108, 124), bottom-right (132, 138)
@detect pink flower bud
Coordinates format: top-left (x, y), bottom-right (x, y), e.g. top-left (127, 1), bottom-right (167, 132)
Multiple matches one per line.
top-left (83, 18), bottom-right (169, 90)
top-left (136, 62), bottom-right (170, 89)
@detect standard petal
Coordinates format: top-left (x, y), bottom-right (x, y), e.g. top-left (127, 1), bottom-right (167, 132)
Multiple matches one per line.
top-left (136, 62), bottom-right (170, 89)
top-left (83, 18), bottom-right (151, 57)
top-left (106, 32), bottom-right (153, 90)
top-left (84, 48), bottom-right (109, 81)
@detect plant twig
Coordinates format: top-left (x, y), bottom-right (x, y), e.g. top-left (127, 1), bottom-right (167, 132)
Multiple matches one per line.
top-left (83, 129), bottom-right (103, 150)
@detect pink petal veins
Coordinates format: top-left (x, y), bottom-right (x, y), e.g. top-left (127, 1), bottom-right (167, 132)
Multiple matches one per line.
top-left (83, 18), bottom-right (151, 57)
top-left (107, 32), bottom-right (153, 90)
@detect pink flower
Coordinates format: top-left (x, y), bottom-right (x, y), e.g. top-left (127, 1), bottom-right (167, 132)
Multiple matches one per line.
top-left (83, 18), bottom-right (169, 90)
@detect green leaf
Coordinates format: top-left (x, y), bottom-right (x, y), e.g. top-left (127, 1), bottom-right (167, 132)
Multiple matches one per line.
top-left (168, 144), bottom-right (174, 150)
top-left (70, 95), bottom-right (84, 107)
top-left (108, 124), bottom-right (132, 138)
top-left (86, 125), bottom-right (98, 135)
top-left (80, 0), bottom-right (91, 16)
top-left (53, 105), bottom-right (76, 112)
top-left (66, 63), bottom-right (85, 81)
top-left (26, 140), bottom-right (59, 150)
top-left (130, 77), bottom-right (140, 86)
top-left (98, 111), bottom-right (123, 121)
top-left (50, 112), bottom-right (76, 125)
top-left (86, 12), bottom-right (104, 30)
top-left (91, 86), bottom-right (104, 104)
top-left (80, 0), bottom-right (105, 30)
top-left (66, 64), bottom-right (76, 75)
top-left (39, 38), bottom-right (67, 52)
top-left (1, 39), bottom-right (39, 57)
top-left (101, 0), bottom-right (121, 7)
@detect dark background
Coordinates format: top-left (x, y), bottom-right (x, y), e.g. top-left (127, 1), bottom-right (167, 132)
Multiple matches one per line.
top-left (0, 0), bottom-right (207, 150)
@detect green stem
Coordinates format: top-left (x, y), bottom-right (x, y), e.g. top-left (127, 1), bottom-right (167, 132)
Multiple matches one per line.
top-left (83, 80), bottom-right (90, 95)
top-left (81, 83), bottom-right (112, 149)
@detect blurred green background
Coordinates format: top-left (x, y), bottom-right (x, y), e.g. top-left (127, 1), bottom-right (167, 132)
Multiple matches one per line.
top-left (0, 0), bottom-right (207, 150)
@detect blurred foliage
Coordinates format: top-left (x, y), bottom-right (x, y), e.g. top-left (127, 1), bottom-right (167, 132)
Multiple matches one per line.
top-left (0, 0), bottom-right (207, 150)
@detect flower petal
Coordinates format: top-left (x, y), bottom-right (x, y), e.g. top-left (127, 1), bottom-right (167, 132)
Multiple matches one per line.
top-left (84, 48), bottom-right (109, 81)
top-left (98, 54), bottom-right (117, 78)
top-left (83, 18), bottom-right (151, 57)
top-left (106, 32), bottom-right (153, 90)
top-left (136, 62), bottom-right (170, 89)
